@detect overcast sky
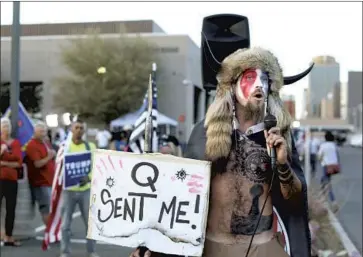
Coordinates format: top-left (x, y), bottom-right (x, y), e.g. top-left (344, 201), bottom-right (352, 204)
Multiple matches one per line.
top-left (1, 1), bottom-right (362, 118)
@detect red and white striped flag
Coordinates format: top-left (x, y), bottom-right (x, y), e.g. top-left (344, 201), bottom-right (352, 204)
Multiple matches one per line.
top-left (42, 133), bottom-right (72, 250)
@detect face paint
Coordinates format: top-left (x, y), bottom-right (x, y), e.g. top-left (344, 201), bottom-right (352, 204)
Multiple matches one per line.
top-left (237, 69), bottom-right (269, 99)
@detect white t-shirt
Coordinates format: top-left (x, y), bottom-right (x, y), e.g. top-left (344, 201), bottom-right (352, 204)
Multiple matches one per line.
top-left (310, 137), bottom-right (321, 154)
top-left (318, 141), bottom-right (339, 166)
top-left (95, 130), bottom-right (112, 148)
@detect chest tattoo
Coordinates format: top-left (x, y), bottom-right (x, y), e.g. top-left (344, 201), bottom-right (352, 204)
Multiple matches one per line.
top-left (233, 135), bottom-right (272, 184)
top-left (230, 184), bottom-right (273, 235)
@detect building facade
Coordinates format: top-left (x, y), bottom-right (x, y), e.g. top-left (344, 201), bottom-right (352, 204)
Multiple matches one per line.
top-left (281, 94), bottom-right (296, 119)
top-left (347, 71), bottom-right (363, 127)
top-left (1, 20), bottom-right (205, 143)
top-left (307, 55), bottom-right (340, 118)
top-left (340, 82), bottom-right (348, 120)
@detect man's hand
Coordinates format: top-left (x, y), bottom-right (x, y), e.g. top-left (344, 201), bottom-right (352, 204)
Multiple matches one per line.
top-left (79, 175), bottom-right (90, 187)
top-left (1, 144), bottom-right (8, 155)
top-left (129, 248), bottom-right (152, 257)
top-left (264, 127), bottom-right (288, 164)
top-left (48, 149), bottom-right (56, 159)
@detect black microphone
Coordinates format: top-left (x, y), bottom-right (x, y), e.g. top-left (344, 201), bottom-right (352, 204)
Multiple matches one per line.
top-left (264, 113), bottom-right (277, 170)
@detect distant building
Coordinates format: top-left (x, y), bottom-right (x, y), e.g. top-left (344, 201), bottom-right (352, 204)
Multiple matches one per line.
top-left (302, 88), bottom-right (309, 119)
top-left (0, 20), bottom-right (204, 143)
top-left (281, 94), bottom-right (296, 119)
top-left (308, 55), bottom-right (340, 118)
top-left (320, 93), bottom-right (334, 119)
top-left (340, 82), bottom-right (348, 120)
top-left (347, 71), bottom-right (363, 125)
top-left (332, 82), bottom-right (341, 118)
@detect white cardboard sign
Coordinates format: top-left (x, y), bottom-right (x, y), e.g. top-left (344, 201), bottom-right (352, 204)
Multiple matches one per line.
top-left (87, 150), bottom-right (211, 256)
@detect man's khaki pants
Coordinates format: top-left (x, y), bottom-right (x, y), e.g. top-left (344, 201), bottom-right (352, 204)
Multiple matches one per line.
top-left (203, 233), bottom-right (289, 257)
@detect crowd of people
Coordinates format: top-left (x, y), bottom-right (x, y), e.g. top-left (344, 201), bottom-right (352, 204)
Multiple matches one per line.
top-left (0, 110), bottom-right (342, 257)
top-left (0, 116), bottom-right (183, 256)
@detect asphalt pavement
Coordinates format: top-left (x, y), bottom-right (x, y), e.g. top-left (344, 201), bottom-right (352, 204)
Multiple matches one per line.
top-left (331, 146), bottom-right (362, 253)
top-left (1, 146), bottom-right (362, 257)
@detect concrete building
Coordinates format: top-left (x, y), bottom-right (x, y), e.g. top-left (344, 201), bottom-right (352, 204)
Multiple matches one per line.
top-left (347, 71), bottom-right (363, 127)
top-left (281, 94), bottom-right (296, 119)
top-left (340, 82), bottom-right (348, 120)
top-left (302, 88), bottom-right (309, 119)
top-left (320, 93), bottom-right (334, 119)
top-left (0, 20), bottom-right (205, 143)
top-left (307, 55), bottom-right (340, 117)
top-left (332, 82), bottom-right (341, 118)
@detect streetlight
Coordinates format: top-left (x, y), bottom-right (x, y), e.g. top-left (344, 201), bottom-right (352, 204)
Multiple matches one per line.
top-left (45, 114), bottom-right (59, 128)
top-left (97, 66), bottom-right (106, 74)
top-left (62, 112), bottom-right (71, 126)
top-left (182, 79), bottom-right (192, 86)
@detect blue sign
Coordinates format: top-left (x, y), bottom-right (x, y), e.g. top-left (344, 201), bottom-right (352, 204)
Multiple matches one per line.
top-left (63, 152), bottom-right (92, 189)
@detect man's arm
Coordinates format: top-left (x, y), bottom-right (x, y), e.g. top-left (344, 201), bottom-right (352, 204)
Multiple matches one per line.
top-left (277, 161), bottom-right (302, 200)
top-left (1, 140), bottom-right (23, 168)
top-left (26, 143), bottom-right (52, 168)
top-left (276, 135), bottom-right (307, 209)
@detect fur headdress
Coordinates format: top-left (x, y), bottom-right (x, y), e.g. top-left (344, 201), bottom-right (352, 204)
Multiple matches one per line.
top-left (204, 47), bottom-right (293, 161)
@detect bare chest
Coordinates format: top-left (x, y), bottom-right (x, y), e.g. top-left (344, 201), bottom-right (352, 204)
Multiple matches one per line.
top-left (207, 140), bottom-right (274, 237)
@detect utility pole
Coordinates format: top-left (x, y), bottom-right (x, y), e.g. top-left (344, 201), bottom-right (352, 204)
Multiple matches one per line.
top-left (304, 126), bottom-right (311, 187)
top-left (10, 1), bottom-right (21, 138)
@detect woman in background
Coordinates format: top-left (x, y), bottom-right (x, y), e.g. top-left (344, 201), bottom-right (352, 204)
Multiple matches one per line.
top-left (318, 131), bottom-right (340, 212)
top-left (0, 117), bottom-right (23, 246)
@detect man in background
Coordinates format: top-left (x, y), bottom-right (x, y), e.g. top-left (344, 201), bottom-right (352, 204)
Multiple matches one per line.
top-left (25, 122), bottom-right (56, 225)
top-left (310, 135), bottom-right (321, 177)
top-left (59, 120), bottom-right (98, 257)
top-left (95, 124), bottom-right (112, 149)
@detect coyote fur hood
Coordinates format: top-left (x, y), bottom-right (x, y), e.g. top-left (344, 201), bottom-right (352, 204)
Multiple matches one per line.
top-left (204, 47), bottom-right (293, 161)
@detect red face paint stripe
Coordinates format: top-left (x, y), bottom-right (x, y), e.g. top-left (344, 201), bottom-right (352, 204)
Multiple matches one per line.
top-left (240, 69), bottom-right (257, 98)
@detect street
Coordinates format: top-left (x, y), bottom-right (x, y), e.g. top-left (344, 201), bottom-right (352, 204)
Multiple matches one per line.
top-left (332, 146), bottom-right (362, 253)
top-left (1, 146), bottom-right (362, 257)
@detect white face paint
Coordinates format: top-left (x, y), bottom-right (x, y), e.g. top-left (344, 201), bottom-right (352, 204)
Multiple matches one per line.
top-left (236, 68), bottom-right (269, 102)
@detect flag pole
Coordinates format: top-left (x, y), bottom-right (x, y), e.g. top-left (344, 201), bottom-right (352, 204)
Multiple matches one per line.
top-left (143, 74), bottom-right (153, 153)
top-left (10, 1), bottom-right (21, 138)
top-left (143, 63), bottom-right (157, 153)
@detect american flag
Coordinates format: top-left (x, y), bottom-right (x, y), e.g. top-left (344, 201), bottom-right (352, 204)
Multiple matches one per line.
top-left (128, 64), bottom-right (158, 153)
top-left (42, 133), bottom-right (73, 250)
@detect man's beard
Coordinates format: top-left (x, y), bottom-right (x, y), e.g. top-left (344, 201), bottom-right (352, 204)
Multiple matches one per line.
top-left (239, 101), bottom-right (264, 122)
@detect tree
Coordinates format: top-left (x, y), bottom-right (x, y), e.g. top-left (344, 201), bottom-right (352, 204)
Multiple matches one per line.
top-left (53, 31), bottom-right (158, 124)
top-left (0, 82), bottom-right (42, 115)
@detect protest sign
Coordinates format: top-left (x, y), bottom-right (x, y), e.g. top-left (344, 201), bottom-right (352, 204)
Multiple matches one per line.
top-left (63, 151), bottom-right (92, 189)
top-left (87, 150), bottom-right (211, 256)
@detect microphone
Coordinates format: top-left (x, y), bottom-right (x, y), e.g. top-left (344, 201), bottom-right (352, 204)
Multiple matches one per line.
top-left (264, 113), bottom-right (277, 170)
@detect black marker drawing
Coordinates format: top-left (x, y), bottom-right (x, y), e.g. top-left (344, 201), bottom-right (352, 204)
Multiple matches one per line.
top-left (106, 177), bottom-right (115, 189)
top-left (175, 169), bottom-right (188, 181)
top-left (131, 162), bottom-right (159, 192)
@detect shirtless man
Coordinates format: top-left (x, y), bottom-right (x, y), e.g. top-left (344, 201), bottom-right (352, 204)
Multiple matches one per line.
top-left (130, 47), bottom-right (311, 257)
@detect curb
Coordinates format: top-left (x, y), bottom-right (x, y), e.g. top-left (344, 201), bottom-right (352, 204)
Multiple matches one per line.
top-left (327, 207), bottom-right (362, 257)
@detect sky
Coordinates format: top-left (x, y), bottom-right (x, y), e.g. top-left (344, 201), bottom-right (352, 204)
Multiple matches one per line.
top-left (1, 1), bottom-right (362, 118)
